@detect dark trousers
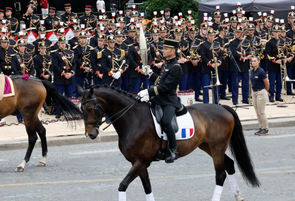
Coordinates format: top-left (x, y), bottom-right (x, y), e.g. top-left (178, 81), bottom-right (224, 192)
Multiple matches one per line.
top-left (128, 77), bottom-right (148, 93)
top-left (219, 70), bottom-right (229, 98)
top-left (94, 80), bottom-right (101, 85)
top-left (121, 75), bottom-right (129, 91)
top-left (268, 71), bottom-right (282, 99)
top-left (203, 73), bottom-right (218, 104)
top-left (161, 105), bottom-right (177, 149)
top-left (230, 71), bottom-right (249, 103)
top-left (179, 73), bottom-right (188, 90)
top-left (188, 71), bottom-right (201, 99)
top-left (55, 84), bottom-right (74, 115)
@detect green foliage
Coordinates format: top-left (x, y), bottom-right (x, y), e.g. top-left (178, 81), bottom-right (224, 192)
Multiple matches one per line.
top-left (142, 0), bottom-right (199, 24)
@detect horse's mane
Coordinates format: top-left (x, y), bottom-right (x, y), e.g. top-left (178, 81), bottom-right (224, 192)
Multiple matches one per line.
top-left (93, 84), bottom-right (138, 101)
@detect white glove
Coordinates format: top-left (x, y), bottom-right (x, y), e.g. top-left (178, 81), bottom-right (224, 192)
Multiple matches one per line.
top-left (112, 71), bottom-right (121, 79)
top-left (137, 89), bottom-right (149, 102)
top-left (143, 65), bottom-right (153, 76)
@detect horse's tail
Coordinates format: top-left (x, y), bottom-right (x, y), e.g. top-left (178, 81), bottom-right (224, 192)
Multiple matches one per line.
top-left (41, 80), bottom-right (82, 121)
top-left (222, 105), bottom-right (260, 187)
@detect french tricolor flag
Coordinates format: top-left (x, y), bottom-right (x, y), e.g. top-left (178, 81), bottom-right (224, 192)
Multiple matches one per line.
top-left (181, 128), bottom-right (194, 138)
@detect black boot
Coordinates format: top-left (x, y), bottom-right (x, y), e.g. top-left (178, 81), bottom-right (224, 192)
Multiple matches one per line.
top-left (164, 125), bottom-right (178, 163)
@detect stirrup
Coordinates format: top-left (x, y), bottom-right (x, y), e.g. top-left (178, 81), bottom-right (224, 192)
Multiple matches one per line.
top-left (165, 148), bottom-right (178, 163)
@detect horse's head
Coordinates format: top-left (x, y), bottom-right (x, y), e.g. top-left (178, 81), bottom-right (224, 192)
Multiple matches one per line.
top-left (78, 85), bottom-right (105, 140)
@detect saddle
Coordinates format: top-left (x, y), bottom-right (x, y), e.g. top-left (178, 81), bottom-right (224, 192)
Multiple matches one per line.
top-left (151, 101), bottom-right (187, 133)
top-left (0, 74), bottom-right (15, 101)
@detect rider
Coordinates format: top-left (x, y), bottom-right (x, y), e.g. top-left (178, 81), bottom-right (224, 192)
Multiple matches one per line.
top-left (137, 38), bottom-right (182, 163)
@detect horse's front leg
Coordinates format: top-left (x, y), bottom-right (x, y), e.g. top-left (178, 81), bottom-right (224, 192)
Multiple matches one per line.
top-left (15, 122), bottom-right (38, 172)
top-left (139, 168), bottom-right (155, 201)
top-left (118, 161), bottom-right (146, 201)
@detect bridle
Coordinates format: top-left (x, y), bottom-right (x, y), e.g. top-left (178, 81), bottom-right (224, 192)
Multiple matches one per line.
top-left (81, 96), bottom-right (140, 131)
top-left (82, 97), bottom-right (105, 128)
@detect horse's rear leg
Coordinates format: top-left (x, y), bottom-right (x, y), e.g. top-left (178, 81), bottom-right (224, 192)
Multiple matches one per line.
top-left (139, 168), bottom-right (155, 201)
top-left (15, 120), bottom-right (38, 172)
top-left (36, 119), bottom-right (48, 167)
top-left (199, 143), bottom-right (227, 201)
top-left (224, 154), bottom-right (244, 201)
top-left (118, 161), bottom-right (145, 201)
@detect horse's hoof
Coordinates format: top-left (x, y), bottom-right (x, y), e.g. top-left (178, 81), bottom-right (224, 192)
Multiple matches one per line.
top-left (15, 167), bottom-right (24, 172)
top-left (37, 161), bottom-right (46, 167)
top-left (235, 194), bottom-right (245, 201)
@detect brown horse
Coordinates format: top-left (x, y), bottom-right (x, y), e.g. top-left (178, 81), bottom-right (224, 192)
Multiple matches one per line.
top-left (0, 77), bottom-right (82, 172)
top-left (78, 85), bottom-right (260, 201)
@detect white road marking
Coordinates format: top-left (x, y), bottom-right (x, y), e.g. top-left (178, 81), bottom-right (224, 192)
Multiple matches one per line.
top-left (254, 134), bottom-right (295, 139)
top-left (68, 149), bottom-right (120, 155)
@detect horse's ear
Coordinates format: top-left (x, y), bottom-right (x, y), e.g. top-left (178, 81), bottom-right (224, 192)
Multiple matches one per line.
top-left (77, 85), bottom-right (84, 96)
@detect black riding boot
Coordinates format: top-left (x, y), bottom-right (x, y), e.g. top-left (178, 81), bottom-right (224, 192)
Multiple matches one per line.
top-left (164, 125), bottom-right (178, 163)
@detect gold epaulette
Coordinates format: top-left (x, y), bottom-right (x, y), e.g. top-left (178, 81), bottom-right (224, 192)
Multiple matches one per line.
top-left (88, 45), bottom-right (94, 50)
top-left (97, 50), bottom-right (103, 59)
top-left (72, 45), bottom-right (78, 49)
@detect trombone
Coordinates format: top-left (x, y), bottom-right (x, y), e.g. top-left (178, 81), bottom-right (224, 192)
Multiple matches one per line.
top-left (211, 56), bottom-right (222, 104)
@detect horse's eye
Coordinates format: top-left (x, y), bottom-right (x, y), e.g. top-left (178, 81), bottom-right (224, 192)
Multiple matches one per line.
top-left (86, 107), bottom-right (93, 112)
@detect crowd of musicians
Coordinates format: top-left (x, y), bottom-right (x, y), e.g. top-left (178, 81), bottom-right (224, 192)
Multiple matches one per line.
top-left (1, 2), bottom-right (295, 114)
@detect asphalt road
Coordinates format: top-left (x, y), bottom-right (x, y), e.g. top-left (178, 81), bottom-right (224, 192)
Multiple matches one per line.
top-left (0, 126), bottom-right (295, 201)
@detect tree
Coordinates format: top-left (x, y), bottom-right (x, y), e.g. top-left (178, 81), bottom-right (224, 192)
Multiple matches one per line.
top-left (142, 0), bottom-right (199, 23)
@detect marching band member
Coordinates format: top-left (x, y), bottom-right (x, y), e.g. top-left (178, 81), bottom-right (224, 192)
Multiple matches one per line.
top-left (0, 35), bottom-right (16, 76)
top-left (11, 39), bottom-right (34, 76)
top-left (68, 25), bottom-right (81, 49)
top-left (51, 36), bottom-right (76, 118)
top-left (34, 41), bottom-right (52, 81)
top-left (217, 25), bottom-right (231, 100)
top-left (265, 23), bottom-right (284, 102)
top-left (44, 7), bottom-right (60, 32)
top-left (150, 28), bottom-right (163, 77)
top-left (73, 31), bottom-right (93, 95)
top-left (200, 29), bottom-right (222, 104)
top-left (115, 29), bottom-right (129, 91)
top-left (22, 4), bottom-right (39, 40)
top-left (4, 7), bottom-right (19, 34)
top-left (79, 5), bottom-right (97, 30)
top-left (128, 31), bottom-right (151, 93)
top-left (229, 25), bottom-right (251, 105)
top-left (99, 34), bottom-right (126, 88)
top-left (187, 27), bottom-right (202, 101)
top-left (90, 32), bottom-right (105, 86)
top-left (174, 24), bottom-right (190, 90)
top-left (33, 26), bottom-right (52, 54)
top-left (280, 22), bottom-right (294, 95)
top-left (60, 3), bottom-right (78, 29)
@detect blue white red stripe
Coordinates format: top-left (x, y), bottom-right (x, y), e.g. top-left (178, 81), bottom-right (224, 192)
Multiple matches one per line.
top-left (181, 128), bottom-right (194, 138)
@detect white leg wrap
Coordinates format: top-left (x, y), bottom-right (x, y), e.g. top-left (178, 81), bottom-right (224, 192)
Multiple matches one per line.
top-left (146, 192), bottom-right (155, 201)
top-left (19, 160), bottom-right (27, 168)
top-left (38, 109), bottom-right (43, 121)
top-left (119, 191), bottom-right (126, 201)
top-left (228, 173), bottom-right (240, 196)
top-left (212, 185), bottom-right (223, 201)
top-left (38, 155), bottom-right (47, 166)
